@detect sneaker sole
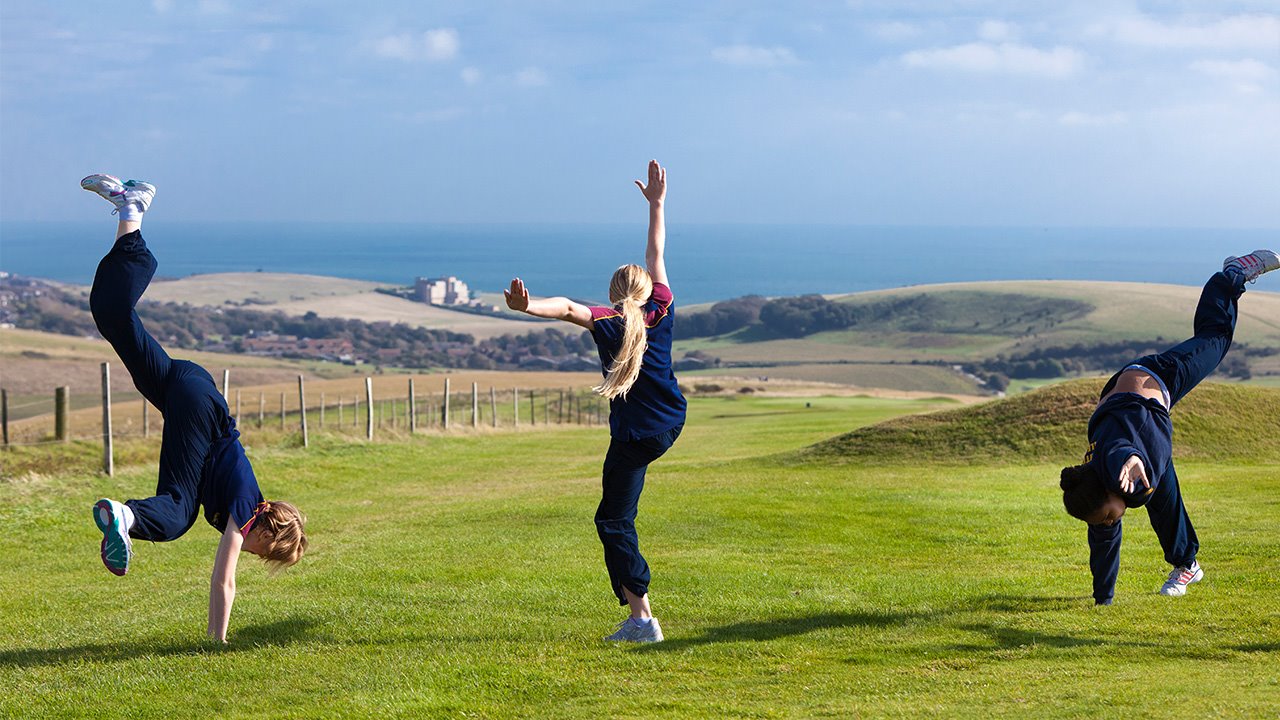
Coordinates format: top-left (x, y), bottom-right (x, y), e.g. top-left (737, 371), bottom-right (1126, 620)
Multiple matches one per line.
top-left (81, 173), bottom-right (122, 190)
top-left (93, 499), bottom-right (129, 576)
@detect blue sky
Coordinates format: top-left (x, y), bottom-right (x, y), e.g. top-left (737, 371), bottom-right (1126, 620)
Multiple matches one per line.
top-left (2, 1), bottom-right (1277, 227)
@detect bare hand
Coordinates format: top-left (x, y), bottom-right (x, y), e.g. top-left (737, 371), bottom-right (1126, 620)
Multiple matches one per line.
top-left (503, 278), bottom-right (530, 313)
top-left (1117, 455), bottom-right (1150, 494)
top-left (634, 159), bottom-right (666, 205)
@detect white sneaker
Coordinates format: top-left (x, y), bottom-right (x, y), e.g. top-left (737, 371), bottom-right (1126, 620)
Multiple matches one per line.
top-left (1158, 561), bottom-right (1202, 597)
top-left (80, 174), bottom-right (156, 215)
top-left (603, 616), bottom-right (664, 643)
top-left (93, 498), bottom-right (133, 576)
top-left (1223, 250), bottom-right (1279, 283)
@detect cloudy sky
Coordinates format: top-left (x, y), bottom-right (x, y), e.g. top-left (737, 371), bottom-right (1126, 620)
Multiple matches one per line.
top-left (2, 1), bottom-right (1277, 227)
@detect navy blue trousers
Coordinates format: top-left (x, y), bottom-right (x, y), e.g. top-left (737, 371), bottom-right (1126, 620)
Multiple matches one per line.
top-left (90, 231), bottom-right (230, 542)
top-left (595, 424), bottom-right (681, 605)
top-left (1089, 271), bottom-right (1245, 603)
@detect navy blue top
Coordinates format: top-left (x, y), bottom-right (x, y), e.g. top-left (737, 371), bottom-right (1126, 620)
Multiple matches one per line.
top-left (1085, 392), bottom-right (1173, 508)
top-left (590, 282), bottom-right (688, 441)
top-left (200, 420), bottom-right (265, 535)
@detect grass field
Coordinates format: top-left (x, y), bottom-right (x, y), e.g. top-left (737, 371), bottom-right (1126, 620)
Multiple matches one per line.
top-left (3, 387), bottom-right (1278, 718)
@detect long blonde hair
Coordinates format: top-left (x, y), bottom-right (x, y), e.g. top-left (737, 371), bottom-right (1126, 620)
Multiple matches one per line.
top-left (594, 264), bottom-right (653, 400)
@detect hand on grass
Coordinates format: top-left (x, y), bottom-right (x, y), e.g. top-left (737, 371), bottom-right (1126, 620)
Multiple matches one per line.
top-left (504, 278), bottom-right (530, 313)
top-left (635, 159), bottom-right (666, 206)
top-left (1117, 455), bottom-right (1149, 494)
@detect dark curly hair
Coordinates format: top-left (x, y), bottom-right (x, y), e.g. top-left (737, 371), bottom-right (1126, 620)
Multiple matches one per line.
top-left (1059, 464), bottom-right (1108, 521)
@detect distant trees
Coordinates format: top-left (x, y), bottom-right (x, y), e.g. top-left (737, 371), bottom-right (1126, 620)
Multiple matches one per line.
top-left (678, 295), bottom-right (767, 338)
top-left (758, 295), bottom-right (860, 337)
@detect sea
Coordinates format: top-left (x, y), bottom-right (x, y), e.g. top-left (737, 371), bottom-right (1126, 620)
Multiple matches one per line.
top-left (1, 222), bottom-right (1274, 304)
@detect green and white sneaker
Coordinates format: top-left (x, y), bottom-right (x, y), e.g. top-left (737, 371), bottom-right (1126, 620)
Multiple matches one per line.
top-left (80, 174), bottom-right (156, 218)
top-left (1223, 250), bottom-right (1279, 284)
top-left (604, 616), bottom-right (664, 643)
top-left (93, 498), bottom-right (132, 576)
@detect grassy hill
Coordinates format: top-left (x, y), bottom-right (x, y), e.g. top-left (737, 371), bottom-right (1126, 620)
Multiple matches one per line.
top-left (116, 272), bottom-right (543, 339)
top-left (679, 280), bottom-right (1280, 393)
top-left (804, 379), bottom-right (1280, 464)
top-left (3, 393), bottom-right (1277, 717)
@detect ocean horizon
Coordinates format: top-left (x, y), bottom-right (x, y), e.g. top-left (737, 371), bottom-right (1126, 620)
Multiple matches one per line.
top-left (2, 221), bottom-right (1275, 304)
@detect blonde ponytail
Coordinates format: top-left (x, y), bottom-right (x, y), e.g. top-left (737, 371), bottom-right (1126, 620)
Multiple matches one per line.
top-left (595, 264), bottom-right (653, 400)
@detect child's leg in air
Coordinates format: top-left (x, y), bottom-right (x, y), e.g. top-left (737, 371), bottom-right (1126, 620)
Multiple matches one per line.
top-left (84, 175), bottom-right (207, 572)
top-left (1129, 270), bottom-right (1244, 408)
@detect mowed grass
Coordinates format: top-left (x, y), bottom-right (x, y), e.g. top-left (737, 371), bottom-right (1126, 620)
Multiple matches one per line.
top-left (2, 393), bottom-right (1279, 718)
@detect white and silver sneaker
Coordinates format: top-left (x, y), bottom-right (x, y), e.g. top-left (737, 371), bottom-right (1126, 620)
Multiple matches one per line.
top-left (80, 174), bottom-right (156, 216)
top-left (1158, 561), bottom-right (1203, 597)
top-left (1223, 250), bottom-right (1279, 284)
top-left (604, 616), bottom-right (664, 643)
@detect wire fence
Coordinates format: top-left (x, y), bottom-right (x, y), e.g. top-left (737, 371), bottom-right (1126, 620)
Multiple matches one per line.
top-left (2, 370), bottom-right (606, 459)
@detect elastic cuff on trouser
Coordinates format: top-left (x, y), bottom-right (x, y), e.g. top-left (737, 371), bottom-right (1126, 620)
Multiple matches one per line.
top-left (614, 582), bottom-right (649, 606)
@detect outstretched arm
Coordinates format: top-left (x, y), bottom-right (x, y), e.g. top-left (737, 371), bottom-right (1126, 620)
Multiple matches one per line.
top-left (207, 524), bottom-right (244, 643)
top-left (635, 159), bottom-right (668, 286)
top-left (504, 278), bottom-right (594, 330)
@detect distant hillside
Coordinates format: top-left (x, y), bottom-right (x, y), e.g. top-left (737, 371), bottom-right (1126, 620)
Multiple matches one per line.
top-left (135, 272), bottom-right (539, 339)
top-left (802, 379), bottom-right (1280, 464)
top-left (678, 281), bottom-right (1280, 394)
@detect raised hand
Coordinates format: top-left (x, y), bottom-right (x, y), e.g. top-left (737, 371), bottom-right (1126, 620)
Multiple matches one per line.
top-left (504, 278), bottom-right (530, 313)
top-left (1117, 454), bottom-right (1150, 494)
top-left (634, 159), bottom-right (667, 205)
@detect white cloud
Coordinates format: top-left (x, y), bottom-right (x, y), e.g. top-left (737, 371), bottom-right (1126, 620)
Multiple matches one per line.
top-left (461, 67), bottom-right (483, 85)
top-left (1090, 14), bottom-right (1280, 51)
top-left (872, 21), bottom-right (922, 42)
top-left (978, 20), bottom-right (1017, 42)
top-left (1191, 58), bottom-right (1275, 94)
top-left (711, 44), bottom-right (799, 68)
top-left (514, 66), bottom-right (548, 87)
top-left (902, 42), bottom-right (1083, 78)
top-left (1059, 111), bottom-right (1127, 127)
top-left (372, 28), bottom-right (460, 62)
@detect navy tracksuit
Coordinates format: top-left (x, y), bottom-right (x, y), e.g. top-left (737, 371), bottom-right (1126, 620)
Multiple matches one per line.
top-left (90, 231), bottom-right (262, 541)
top-left (1085, 270), bottom-right (1245, 604)
top-left (588, 282), bottom-right (687, 605)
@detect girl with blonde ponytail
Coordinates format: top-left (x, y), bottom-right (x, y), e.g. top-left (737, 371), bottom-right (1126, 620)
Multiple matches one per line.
top-left (505, 160), bottom-right (686, 643)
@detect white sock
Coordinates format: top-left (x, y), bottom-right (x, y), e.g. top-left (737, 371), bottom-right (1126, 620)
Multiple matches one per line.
top-left (119, 502), bottom-right (136, 532)
top-left (117, 202), bottom-right (143, 222)
top-left (632, 616), bottom-right (652, 625)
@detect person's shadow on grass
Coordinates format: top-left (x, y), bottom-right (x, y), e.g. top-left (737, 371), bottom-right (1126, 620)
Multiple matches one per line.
top-left (0, 616), bottom-right (324, 668)
top-left (633, 594), bottom-right (1087, 653)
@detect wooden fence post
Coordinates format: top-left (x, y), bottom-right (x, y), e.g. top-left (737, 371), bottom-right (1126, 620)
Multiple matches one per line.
top-left (365, 377), bottom-right (374, 441)
top-left (513, 387), bottom-right (520, 428)
top-left (558, 390), bottom-right (564, 423)
top-left (408, 379), bottom-right (417, 433)
top-left (279, 392), bottom-right (286, 430)
top-left (319, 392), bottom-right (325, 428)
top-left (338, 395), bottom-right (344, 426)
top-left (443, 378), bottom-right (451, 431)
top-left (1, 388), bottom-right (9, 448)
top-left (529, 389), bottom-right (536, 426)
top-left (544, 390), bottom-right (549, 425)
top-left (101, 363), bottom-right (113, 476)
top-left (490, 386), bottom-right (497, 428)
top-left (471, 382), bottom-right (478, 428)
top-left (55, 386), bottom-right (70, 442)
top-left (298, 376), bottom-right (309, 448)
top-left (222, 369), bottom-right (229, 401)
top-left (142, 400), bottom-right (149, 438)
top-left (258, 392), bottom-right (265, 428)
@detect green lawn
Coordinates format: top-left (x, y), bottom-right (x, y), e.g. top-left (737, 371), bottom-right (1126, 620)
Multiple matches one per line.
top-left (2, 394), bottom-right (1278, 718)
